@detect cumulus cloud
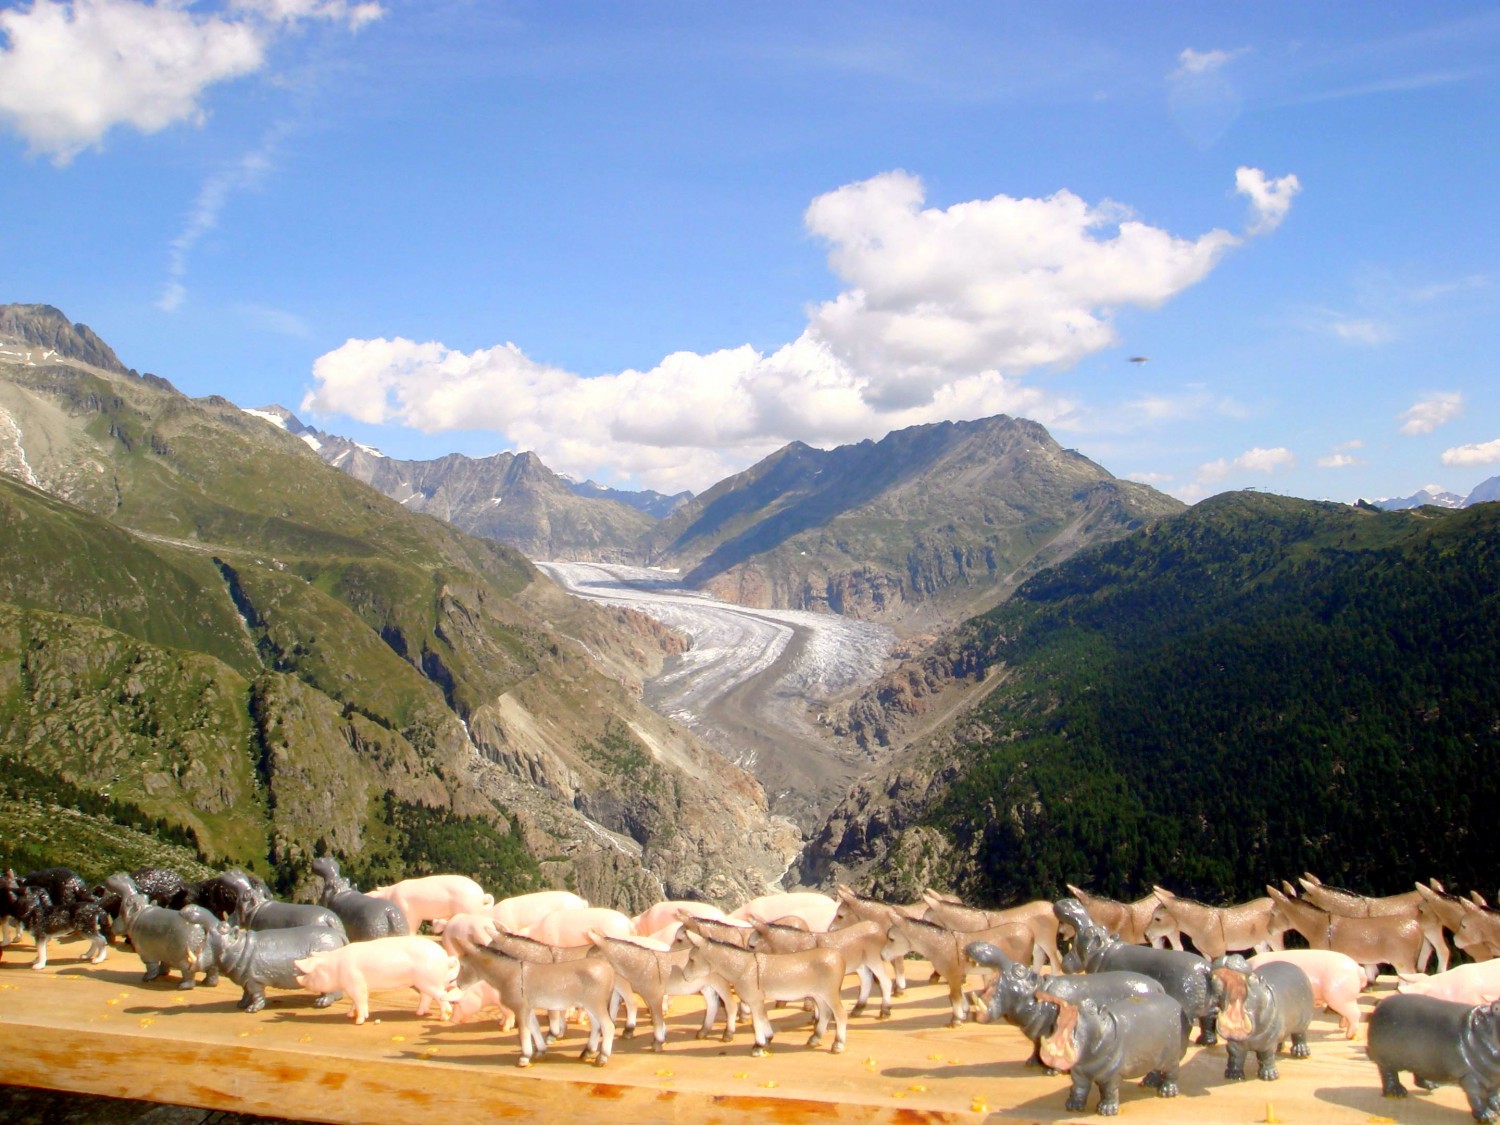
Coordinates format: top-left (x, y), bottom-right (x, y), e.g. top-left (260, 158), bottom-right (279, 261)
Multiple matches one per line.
top-left (306, 170), bottom-right (1281, 491)
top-left (1236, 167), bottom-right (1301, 235)
top-left (1198, 446), bottom-right (1296, 482)
top-left (0, 0), bottom-right (381, 163)
top-left (1399, 391), bottom-right (1463, 435)
top-left (1442, 438), bottom-right (1500, 466)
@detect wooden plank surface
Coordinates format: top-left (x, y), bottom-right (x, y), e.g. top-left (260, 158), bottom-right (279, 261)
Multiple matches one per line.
top-left (0, 934), bottom-right (1478, 1123)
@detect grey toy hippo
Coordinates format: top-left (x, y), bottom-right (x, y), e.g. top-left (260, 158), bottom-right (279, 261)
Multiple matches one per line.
top-left (1055, 897), bottom-right (1219, 1045)
top-left (190, 908), bottom-right (348, 1012)
top-left (225, 872), bottom-right (347, 936)
top-left (1368, 994), bottom-right (1500, 1122)
top-left (116, 891), bottom-right (215, 989)
top-left (311, 858), bottom-right (409, 942)
top-left (1209, 954), bottom-right (1315, 1081)
top-left (967, 940), bottom-right (1164, 1072)
top-left (1036, 988), bottom-right (1190, 1116)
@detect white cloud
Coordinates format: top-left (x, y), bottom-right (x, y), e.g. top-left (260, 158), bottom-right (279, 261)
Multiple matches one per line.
top-left (1172, 47), bottom-right (1247, 78)
top-left (1442, 438), bottom-right (1500, 466)
top-left (1235, 167), bottom-right (1301, 235)
top-left (1330, 317), bottom-right (1392, 345)
top-left (158, 132), bottom-right (280, 310)
top-left (1399, 391), bottom-right (1463, 435)
top-left (1127, 471), bottom-right (1173, 485)
top-left (1198, 446), bottom-right (1296, 482)
top-left (0, 0), bottom-right (380, 163)
top-left (306, 170), bottom-right (1271, 492)
top-left (1318, 439), bottom-right (1365, 469)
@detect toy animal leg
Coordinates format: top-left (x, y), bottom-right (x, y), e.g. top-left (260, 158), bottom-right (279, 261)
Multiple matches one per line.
top-left (1461, 1074), bottom-right (1499, 1123)
top-left (869, 958), bottom-right (893, 1019)
top-left (87, 935), bottom-right (108, 964)
top-left (616, 985), bottom-right (638, 1038)
top-left (593, 1002), bottom-right (615, 1066)
top-left (946, 977), bottom-right (967, 1027)
top-left (806, 998), bottom-right (829, 1048)
top-left (1290, 1031), bottom-right (1310, 1059)
top-left (1378, 1066), bottom-right (1408, 1098)
top-left (697, 986), bottom-right (720, 1039)
top-left (142, 958), bottom-right (165, 982)
top-left (749, 1005), bottom-right (774, 1056)
top-left (1255, 1047), bottom-right (1280, 1081)
top-left (830, 994), bottom-right (847, 1053)
top-left (349, 981), bottom-right (369, 1024)
top-left (176, 967), bottom-right (196, 990)
top-left (240, 984), bottom-right (266, 1012)
top-left (1095, 1076), bottom-right (1123, 1116)
top-left (1224, 1040), bottom-right (1249, 1081)
top-left (202, 965), bottom-right (218, 987)
top-left (314, 988), bottom-right (342, 1009)
top-left (850, 964), bottom-right (873, 1015)
top-left (1333, 999), bottom-right (1361, 1039)
top-left (1196, 1014), bottom-right (1218, 1046)
top-left (642, 995), bottom-right (666, 1052)
top-left (1064, 1072), bottom-right (1091, 1112)
top-left (890, 958), bottom-right (907, 995)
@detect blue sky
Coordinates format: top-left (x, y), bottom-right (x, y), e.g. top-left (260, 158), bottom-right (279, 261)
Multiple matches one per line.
top-left (2, 2), bottom-right (1497, 502)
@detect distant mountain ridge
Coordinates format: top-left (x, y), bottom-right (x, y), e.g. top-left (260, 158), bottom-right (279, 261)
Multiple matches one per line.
top-left (246, 406), bottom-right (668, 562)
top-left (642, 415), bottom-right (1185, 626)
top-left (1366, 479), bottom-right (1499, 510)
top-left (0, 303), bottom-right (130, 375)
top-left (277, 406), bottom-right (1184, 629)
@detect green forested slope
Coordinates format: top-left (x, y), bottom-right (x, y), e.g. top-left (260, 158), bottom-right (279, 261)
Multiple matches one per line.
top-left (863, 493), bottom-right (1500, 902)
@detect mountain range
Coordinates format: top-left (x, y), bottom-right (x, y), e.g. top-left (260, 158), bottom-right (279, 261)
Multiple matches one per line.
top-left (0, 303), bottom-right (794, 902)
top-left (264, 405), bottom-right (1183, 630)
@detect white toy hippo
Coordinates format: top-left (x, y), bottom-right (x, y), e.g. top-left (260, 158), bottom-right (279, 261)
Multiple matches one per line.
top-left (293, 936), bottom-right (461, 1024)
top-left (367, 875), bottom-right (493, 930)
top-left (489, 890), bottom-right (588, 933)
top-left (1248, 948), bottom-right (1365, 1039)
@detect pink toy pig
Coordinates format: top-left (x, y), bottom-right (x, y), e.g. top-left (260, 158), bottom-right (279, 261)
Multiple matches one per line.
top-left (436, 911), bottom-right (501, 957)
top-left (1399, 961), bottom-right (1500, 1006)
top-left (521, 906), bottom-right (634, 948)
top-left (1248, 948), bottom-right (1365, 1039)
top-left (729, 892), bottom-right (839, 932)
top-left (294, 936), bottom-right (461, 1025)
top-left (490, 890), bottom-right (589, 932)
top-left (367, 875), bottom-right (493, 929)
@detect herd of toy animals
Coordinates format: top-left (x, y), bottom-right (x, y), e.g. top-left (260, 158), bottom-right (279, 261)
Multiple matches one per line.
top-left (5, 864), bottom-right (1500, 1120)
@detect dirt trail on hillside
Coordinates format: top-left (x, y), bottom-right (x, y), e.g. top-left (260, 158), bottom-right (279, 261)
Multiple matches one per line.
top-left (538, 561), bottom-right (892, 832)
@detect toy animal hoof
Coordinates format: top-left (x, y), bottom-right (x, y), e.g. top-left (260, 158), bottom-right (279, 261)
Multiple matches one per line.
top-left (1098, 1101), bottom-right (1120, 1116)
top-left (652, 1041), bottom-right (664, 1053)
top-left (1383, 1088), bottom-right (1408, 1099)
top-left (517, 1056), bottom-right (532, 1068)
top-left (1258, 1065), bottom-right (1280, 1081)
top-left (831, 1041), bottom-right (845, 1054)
top-left (751, 1046), bottom-right (768, 1057)
top-left (1225, 1067), bottom-right (1247, 1082)
top-left (806, 1034), bottom-right (823, 1048)
top-left (177, 979), bottom-right (195, 990)
top-left (592, 1056), bottom-right (608, 1067)
top-left (1064, 1095), bottom-right (1087, 1112)
top-left (1158, 1081), bottom-right (1179, 1098)
top-left (1415, 1077), bottom-right (1440, 1091)
top-left (1291, 1042), bottom-right (1310, 1059)
top-left (877, 1009), bottom-right (891, 1021)
top-left (621, 1026), bottom-right (634, 1039)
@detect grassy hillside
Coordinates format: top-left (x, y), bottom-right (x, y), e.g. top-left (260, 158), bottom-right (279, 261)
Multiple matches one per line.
top-left (0, 329), bottom-right (789, 903)
top-left (808, 492), bottom-right (1500, 903)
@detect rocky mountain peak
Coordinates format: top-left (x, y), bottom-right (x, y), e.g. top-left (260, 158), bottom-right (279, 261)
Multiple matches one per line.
top-left (0, 303), bottom-right (129, 375)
